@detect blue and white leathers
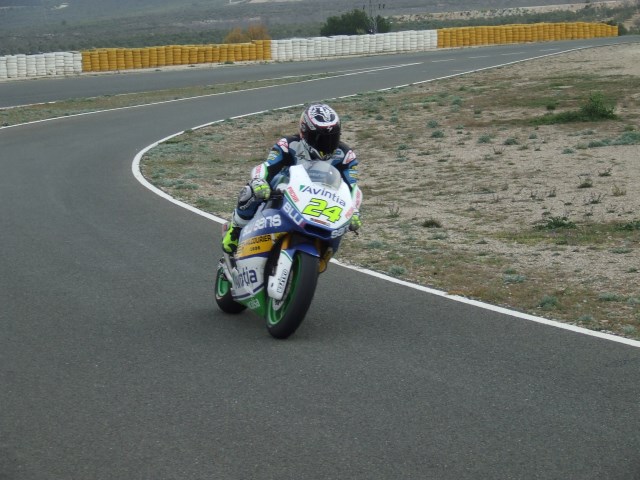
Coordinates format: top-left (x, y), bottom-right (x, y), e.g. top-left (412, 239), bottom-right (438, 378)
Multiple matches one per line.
top-left (218, 161), bottom-right (361, 311)
top-left (234, 135), bottom-right (360, 225)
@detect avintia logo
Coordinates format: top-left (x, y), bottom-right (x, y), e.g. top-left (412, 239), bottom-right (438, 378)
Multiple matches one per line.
top-left (300, 185), bottom-right (345, 206)
top-left (234, 267), bottom-right (258, 288)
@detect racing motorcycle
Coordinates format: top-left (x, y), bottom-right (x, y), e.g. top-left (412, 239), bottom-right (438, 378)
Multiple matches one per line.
top-left (215, 160), bottom-right (362, 339)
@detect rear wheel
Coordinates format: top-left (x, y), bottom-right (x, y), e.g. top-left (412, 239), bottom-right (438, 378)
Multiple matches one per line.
top-left (266, 252), bottom-right (319, 339)
top-left (215, 263), bottom-right (246, 314)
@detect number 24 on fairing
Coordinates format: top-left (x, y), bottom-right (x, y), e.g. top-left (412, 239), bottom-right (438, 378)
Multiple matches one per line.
top-left (302, 198), bottom-right (343, 223)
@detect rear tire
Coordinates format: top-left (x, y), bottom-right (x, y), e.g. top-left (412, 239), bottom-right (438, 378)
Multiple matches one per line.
top-left (266, 252), bottom-right (319, 339)
top-left (215, 263), bottom-right (246, 314)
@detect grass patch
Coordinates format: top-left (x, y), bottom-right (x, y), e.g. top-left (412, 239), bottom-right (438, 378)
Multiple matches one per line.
top-left (616, 220), bottom-right (640, 231)
top-left (537, 216), bottom-right (576, 230)
top-left (531, 92), bottom-right (617, 125)
top-left (136, 44), bottom-right (640, 341)
top-left (506, 220), bottom-right (640, 247)
top-left (538, 295), bottom-right (559, 310)
top-left (422, 218), bottom-right (442, 228)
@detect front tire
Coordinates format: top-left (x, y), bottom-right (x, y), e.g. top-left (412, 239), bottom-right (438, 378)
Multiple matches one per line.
top-left (215, 263), bottom-right (246, 314)
top-left (266, 252), bottom-right (319, 339)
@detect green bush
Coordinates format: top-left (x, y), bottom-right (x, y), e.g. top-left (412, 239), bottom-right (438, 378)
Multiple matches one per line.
top-left (532, 91), bottom-right (616, 125)
top-left (537, 216), bottom-right (576, 230)
top-left (614, 131), bottom-right (640, 145)
top-left (580, 92), bottom-right (616, 120)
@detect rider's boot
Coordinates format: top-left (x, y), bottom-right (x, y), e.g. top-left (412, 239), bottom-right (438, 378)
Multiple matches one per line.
top-left (222, 221), bottom-right (241, 254)
top-left (221, 211), bottom-right (249, 254)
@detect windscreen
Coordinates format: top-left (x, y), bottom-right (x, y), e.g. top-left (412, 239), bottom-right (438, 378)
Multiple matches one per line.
top-left (303, 160), bottom-right (343, 190)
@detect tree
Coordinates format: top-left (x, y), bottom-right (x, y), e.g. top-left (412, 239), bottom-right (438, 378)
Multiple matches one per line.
top-left (224, 27), bottom-right (250, 43)
top-left (223, 25), bottom-right (271, 43)
top-left (374, 15), bottom-right (391, 33)
top-left (321, 9), bottom-right (370, 36)
top-left (320, 8), bottom-right (390, 35)
top-left (246, 24), bottom-right (271, 40)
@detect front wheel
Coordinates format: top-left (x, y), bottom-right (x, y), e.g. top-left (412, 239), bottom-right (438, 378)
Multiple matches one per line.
top-left (266, 251), bottom-right (319, 339)
top-left (215, 263), bottom-right (246, 314)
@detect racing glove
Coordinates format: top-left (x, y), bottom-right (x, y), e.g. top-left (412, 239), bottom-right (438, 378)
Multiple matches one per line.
top-left (349, 212), bottom-right (362, 232)
top-left (250, 178), bottom-right (271, 201)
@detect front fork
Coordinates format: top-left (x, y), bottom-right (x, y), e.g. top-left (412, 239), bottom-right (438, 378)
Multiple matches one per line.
top-left (221, 233), bottom-right (332, 302)
top-left (266, 236), bottom-right (331, 301)
top-left (219, 251), bottom-right (235, 288)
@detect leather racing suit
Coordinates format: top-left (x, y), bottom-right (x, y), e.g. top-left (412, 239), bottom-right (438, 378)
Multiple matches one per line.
top-left (234, 134), bottom-right (360, 224)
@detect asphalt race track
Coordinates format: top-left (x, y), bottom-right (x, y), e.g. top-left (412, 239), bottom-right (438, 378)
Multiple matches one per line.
top-left (1, 38), bottom-right (639, 479)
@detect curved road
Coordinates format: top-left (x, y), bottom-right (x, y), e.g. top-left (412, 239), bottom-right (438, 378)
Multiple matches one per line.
top-left (1, 38), bottom-right (639, 479)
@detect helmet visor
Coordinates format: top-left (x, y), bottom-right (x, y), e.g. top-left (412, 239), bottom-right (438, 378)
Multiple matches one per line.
top-left (307, 129), bottom-right (340, 156)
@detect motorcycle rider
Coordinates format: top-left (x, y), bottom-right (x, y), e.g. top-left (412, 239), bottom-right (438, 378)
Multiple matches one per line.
top-left (221, 103), bottom-right (362, 254)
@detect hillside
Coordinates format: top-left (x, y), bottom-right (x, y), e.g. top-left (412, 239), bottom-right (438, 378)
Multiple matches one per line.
top-left (0, 0), bottom-right (636, 54)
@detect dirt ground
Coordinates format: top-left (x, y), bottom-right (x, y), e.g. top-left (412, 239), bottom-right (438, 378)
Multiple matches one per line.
top-left (359, 44), bottom-right (640, 275)
top-left (143, 42), bottom-right (640, 339)
top-left (335, 43), bottom-right (640, 336)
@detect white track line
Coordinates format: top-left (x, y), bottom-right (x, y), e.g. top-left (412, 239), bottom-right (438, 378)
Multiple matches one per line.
top-left (0, 63), bottom-right (417, 130)
top-left (132, 51), bottom-right (640, 349)
top-left (134, 138), bottom-right (640, 348)
top-left (4, 44), bottom-right (633, 347)
top-left (43, 44), bottom-right (638, 349)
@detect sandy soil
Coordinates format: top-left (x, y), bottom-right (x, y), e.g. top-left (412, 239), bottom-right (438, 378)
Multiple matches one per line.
top-left (333, 43), bottom-right (640, 333)
top-left (143, 42), bottom-right (640, 338)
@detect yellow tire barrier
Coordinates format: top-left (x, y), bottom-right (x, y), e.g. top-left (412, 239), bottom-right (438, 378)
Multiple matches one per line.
top-left (78, 22), bottom-right (617, 73)
top-left (0, 22), bottom-right (616, 79)
top-left (80, 39), bottom-right (273, 72)
top-left (437, 22), bottom-right (617, 49)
